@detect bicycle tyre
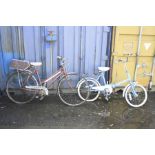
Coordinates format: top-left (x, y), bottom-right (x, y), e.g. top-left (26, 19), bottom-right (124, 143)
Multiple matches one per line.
top-left (125, 84), bottom-right (147, 108)
top-left (58, 74), bottom-right (90, 106)
top-left (6, 71), bottom-right (38, 104)
top-left (78, 78), bottom-right (100, 101)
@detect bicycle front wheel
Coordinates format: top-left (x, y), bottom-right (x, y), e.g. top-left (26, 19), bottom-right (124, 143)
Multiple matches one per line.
top-left (6, 71), bottom-right (38, 104)
top-left (58, 74), bottom-right (90, 106)
top-left (125, 84), bottom-right (147, 108)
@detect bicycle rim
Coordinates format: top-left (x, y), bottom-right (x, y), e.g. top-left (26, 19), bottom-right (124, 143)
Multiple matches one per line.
top-left (58, 74), bottom-right (90, 106)
top-left (6, 71), bottom-right (38, 104)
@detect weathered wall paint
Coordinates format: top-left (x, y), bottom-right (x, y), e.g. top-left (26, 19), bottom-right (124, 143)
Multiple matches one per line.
top-left (0, 26), bottom-right (112, 89)
top-left (111, 26), bottom-right (155, 87)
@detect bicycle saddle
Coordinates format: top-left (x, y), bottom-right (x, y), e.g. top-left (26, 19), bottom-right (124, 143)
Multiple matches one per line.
top-left (98, 67), bottom-right (110, 72)
top-left (30, 62), bottom-right (42, 67)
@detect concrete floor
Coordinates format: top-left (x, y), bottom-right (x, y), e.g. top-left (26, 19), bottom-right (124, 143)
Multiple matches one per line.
top-left (0, 92), bottom-right (155, 129)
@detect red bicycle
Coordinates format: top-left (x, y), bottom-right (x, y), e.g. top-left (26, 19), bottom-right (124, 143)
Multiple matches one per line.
top-left (6, 56), bottom-right (89, 106)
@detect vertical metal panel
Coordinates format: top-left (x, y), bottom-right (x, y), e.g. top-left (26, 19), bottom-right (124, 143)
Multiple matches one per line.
top-left (95, 27), bottom-right (103, 73)
top-left (80, 26), bottom-right (86, 75)
top-left (0, 27), bottom-right (14, 89)
top-left (85, 26), bottom-right (97, 75)
top-left (74, 26), bottom-right (81, 74)
top-left (23, 27), bottom-right (36, 61)
top-left (0, 26), bottom-right (112, 90)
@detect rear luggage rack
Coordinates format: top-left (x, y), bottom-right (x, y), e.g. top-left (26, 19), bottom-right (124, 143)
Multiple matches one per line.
top-left (10, 59), bottom-right (30, 70)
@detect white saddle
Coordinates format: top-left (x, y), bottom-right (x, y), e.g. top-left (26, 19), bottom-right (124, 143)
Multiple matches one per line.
top-left (30, 62), bottom-right (42, 67)
top-left (98, 67), bottom-right (110, 72)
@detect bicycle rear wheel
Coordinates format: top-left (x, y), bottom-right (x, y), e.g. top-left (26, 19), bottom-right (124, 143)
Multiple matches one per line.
top-left (58, 74), bottom-right (90, 106)
top-left (78, 78), bottom-right (100, 101)
top-left (6, 71), bottom-right (38, 104)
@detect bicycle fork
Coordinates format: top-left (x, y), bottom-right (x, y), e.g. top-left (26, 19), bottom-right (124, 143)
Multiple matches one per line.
top-left (128, 83), bottom-right (138, 100)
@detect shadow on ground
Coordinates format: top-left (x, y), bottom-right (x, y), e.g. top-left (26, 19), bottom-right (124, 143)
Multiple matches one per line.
top-left (0, 92), bottom-right (155, 129)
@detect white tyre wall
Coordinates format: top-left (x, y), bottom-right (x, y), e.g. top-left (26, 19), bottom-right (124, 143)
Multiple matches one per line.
top-left (125, 84), bottom-right (147, 108)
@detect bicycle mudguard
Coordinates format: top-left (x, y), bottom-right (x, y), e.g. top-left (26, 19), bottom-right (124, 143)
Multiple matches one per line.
top-left (122, 84), bottom-right (131, 97)
top-left (6, 70), bottom-right (33, 83)
top-left (76, 77), bottom-right (100, 88)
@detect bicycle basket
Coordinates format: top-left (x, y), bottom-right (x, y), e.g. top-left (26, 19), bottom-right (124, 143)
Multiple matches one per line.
top-left (10, 59), bottom-right (30, 70)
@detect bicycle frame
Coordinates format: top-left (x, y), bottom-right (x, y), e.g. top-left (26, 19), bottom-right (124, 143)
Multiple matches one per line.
top-left (90, 62), bottom-right (139, 98)
top-left (111, 61), bottom-right (134, 88)
top-left (96, 72), bottom-right (107, 85)
top-left (92, 61), bottom-right (135, 91)
top-left (21, 56), bottom-right (79, 93)
top-left (32, 66), bottom-right (67, 88)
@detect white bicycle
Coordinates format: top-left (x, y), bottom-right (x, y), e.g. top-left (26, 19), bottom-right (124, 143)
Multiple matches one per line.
top-left (77, 57), bottom-right (148, 108)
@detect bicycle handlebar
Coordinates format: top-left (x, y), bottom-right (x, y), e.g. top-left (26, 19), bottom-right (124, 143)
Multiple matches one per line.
top-left (57, 56), bottom-right (63, 60)
top-left (57, 56), bottom-right (68, 66)
top-left (57, 56), bottom-right (65, 62)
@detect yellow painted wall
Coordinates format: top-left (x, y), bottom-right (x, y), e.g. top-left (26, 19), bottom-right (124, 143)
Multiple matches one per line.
top-left (111, 26), bottom-right (155, 87)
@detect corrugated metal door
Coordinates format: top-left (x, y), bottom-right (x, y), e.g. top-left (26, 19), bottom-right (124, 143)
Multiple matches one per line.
top-left (0, 27), bottom-right (25, 89)
top-left (0, 26), bottom-right (112, 90)
top-left (111, 26), bottom-right (155, 87)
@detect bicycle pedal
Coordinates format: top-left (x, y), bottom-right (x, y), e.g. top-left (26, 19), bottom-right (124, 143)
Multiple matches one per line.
top-left (105, 97), bottom-right (110, 101)
top-left (98, 96), bottom-right (102, 100)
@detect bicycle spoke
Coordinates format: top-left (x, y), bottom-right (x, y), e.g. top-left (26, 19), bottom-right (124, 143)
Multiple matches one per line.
top-left (58, 75), bottom-right (89, 106)
top-left (125, 84), bottom-right (147, 107)
top-left (6, 71), bottom-right (38, 104)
